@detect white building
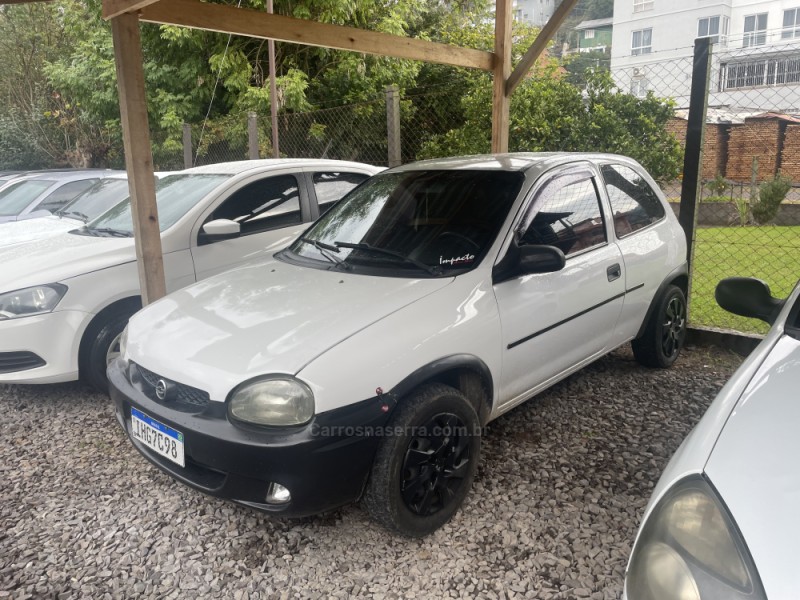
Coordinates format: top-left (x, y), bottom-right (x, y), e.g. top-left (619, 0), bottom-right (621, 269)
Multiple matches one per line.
top-left (513, 0), bottom-right (556, 27)
top-left (610, 0), bottom-right (800, 112)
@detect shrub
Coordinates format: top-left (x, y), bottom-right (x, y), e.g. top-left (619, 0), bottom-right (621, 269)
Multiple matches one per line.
top-left (752, 175), bottom-right (792, 225)
top-left (705, 173), bottom-right (730, 197)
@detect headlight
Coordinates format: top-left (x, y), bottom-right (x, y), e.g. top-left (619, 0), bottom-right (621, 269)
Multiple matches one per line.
top-left (0, 284), bottom-right (68, 320)
top-left (626, 475), bottom-right (766, 600)
top-left (118, 326), bottom-right (129, 361)
top-left (228, 376), bottom-right (314, 426)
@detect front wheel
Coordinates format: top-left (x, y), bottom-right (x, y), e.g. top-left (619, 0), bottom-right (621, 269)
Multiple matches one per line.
top-left (362, 383), bottom-right (481, 537)
top-left (632, 285), bottom-right (687, 368)
top-left (81, 308), bottom-right (136, 392)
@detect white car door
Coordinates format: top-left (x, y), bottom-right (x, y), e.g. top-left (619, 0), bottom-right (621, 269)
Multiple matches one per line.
top-left (598, 162), bottom-right (677, 344)
top-left (494, 164), bottom-right (625, 408)
top-left (190, 172), bottom-right (310, 281)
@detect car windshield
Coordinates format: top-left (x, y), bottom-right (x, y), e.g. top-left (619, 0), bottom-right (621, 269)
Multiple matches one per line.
top-left (287, 169), bottom-right (524, 276)
top-left (87, 174), bottom-right (230, 234)
top-left (56, 178), bottom-right (131, 222)
top-left (0, 179), bottom-right (55, 216)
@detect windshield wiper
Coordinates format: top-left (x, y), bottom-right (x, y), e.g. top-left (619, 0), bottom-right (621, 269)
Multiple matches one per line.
top-left (299, 236), bottom-right (351, 270)
top-left (85, 227), bottom-right (133, 238)
top-left (334, 242), bottom-right (442, 276)
top-left (59, 210), bottom-right (89, 222)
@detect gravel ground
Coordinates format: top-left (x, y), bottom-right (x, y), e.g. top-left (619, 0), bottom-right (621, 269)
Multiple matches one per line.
top-left (0, 345), bottom-right (743, 599)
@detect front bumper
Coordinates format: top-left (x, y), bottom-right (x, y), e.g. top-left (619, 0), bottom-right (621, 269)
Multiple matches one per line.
top-left (0, 310), bottom-right (91, 383)
top-left (108, 359), bottom-right (394, 517)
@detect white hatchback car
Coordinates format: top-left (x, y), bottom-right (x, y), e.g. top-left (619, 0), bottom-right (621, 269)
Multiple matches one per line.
top-left (110, 153), bottom-right (689, 536)
top-left (0, 159), bottom-right (380, 390)
top-left (624, 276), bottom-right (800, 600)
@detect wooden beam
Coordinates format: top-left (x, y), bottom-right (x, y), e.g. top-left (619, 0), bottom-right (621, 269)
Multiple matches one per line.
top-left (491, 0), bottom-right (513, 153)
top-left (139, 0), bottom-right (495, 71)
top-left (506, 0), bottom-right (580, 95)
top-left (111, 13), bottom-right (166, 306)
top-left (103, 0), bottom-right (162, 20)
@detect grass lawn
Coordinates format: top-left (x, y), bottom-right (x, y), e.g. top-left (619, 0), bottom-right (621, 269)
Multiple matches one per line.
top-left (690, 226), bottom-right (800, 334)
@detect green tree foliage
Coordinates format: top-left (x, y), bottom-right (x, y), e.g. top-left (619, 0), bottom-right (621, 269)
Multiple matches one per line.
top-left (419, 69), bottom-right (682, 183)
top-left (752, 174), bottom-right (792, 224)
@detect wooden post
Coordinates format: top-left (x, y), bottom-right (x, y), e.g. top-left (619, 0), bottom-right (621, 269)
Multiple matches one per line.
top-left (491, 0), bottom-right (512, 153)
top-left (385, 85), bottom-right (402, 168)
top-left (248, 112), bottom-right (259, 159)
top-left (182, 123), bottom-right (192, 169)
top-left (111, 13), bottom-right (166, 305)
top-left (267, 0), bottom-right (280, 158)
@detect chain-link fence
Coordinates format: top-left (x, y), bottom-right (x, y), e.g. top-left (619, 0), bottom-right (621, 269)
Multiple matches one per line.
top-left (614, 39), bottom-right (800, 334)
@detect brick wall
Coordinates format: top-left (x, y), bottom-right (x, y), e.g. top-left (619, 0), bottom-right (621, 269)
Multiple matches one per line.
top-left (666, 118), bottom-right (727, 179)
top-left (724, 118), bottom-right (783, 182)
top-left (781, 125), bottom-right (800, 181)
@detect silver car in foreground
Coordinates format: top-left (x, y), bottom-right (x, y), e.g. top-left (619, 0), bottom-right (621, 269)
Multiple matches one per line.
top-left (624, 276), bottom-right (800, 600)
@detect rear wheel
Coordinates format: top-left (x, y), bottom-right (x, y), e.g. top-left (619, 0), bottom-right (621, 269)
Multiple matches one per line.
top-left (80, 306), bottom-right (137, 392)
top-left (632, 285), bottom-right (687, 368)
top-left (362, 383), bottom-right (480, 537)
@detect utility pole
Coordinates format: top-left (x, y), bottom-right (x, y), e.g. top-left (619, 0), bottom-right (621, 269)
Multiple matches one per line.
top-left (267, 0), bottom-right (279, 158)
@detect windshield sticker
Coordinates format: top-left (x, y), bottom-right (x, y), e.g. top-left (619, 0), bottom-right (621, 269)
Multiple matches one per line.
top-left (440, 254), bottom-right (475, 266)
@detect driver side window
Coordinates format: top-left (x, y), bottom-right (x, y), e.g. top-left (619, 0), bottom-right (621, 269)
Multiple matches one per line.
top-left (520, 176), bottom-right (606, 257)
top-left (204, 175), bottom-right (302, 238)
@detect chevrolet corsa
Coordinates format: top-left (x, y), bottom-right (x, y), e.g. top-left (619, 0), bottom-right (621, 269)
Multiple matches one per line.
top-left (110, 153), bottom-right (689, 536)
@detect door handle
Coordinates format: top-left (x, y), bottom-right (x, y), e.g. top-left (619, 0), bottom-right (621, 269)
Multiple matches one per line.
top-left (607, 263), bottom-right (621, 282)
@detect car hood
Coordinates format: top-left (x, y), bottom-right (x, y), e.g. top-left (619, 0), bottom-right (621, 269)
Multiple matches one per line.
top-left (0, 231), bottom-right (134, 292)
top-left (0, 216), bottom-right (82, 248)
top-left (704, 333), bottom-right (800, 600)
top-left (127, 258), bottom-right (454, 402)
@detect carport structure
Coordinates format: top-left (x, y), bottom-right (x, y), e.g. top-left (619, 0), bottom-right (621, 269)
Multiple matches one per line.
top-left (9, 0), bottom-right (579, 303)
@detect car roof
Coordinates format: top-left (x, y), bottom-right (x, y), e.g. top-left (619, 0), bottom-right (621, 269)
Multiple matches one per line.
top-left (20, 169), bottom-right (120, 182)
top-left (389, 152), bottom-right (642, 173)
top-left (181, 159), bottom-right (381, 176)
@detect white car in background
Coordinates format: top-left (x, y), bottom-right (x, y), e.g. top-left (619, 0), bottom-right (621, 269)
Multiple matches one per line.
top-left (624, 276), bottom-right (800, 600)
top-left (0, 174), bottom-right (167, 248)
top-left (0, 170), bottom-right (119, 223)
top-left (0, 159), bottom-right (380, 390)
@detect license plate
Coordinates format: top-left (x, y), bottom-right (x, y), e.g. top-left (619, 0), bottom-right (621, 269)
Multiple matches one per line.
top-left (130, 407), bottom-right (185, 467)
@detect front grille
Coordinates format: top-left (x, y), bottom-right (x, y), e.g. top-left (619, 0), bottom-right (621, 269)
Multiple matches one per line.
top-left (133, 363), bottom-right (210, 412)
top-left (0, 351), bottom-right (45, 374)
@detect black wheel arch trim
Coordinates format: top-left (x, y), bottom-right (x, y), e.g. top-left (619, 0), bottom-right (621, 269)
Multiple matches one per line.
top-left (387, 354), bottom-right (494, 412)
top-left (634, 264), bottom-right (689, 340)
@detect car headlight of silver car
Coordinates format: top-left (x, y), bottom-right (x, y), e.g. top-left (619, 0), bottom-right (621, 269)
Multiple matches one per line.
top-left (0, 284), bottom-right (68, 320)
top-left (626, 475), bottom-right (765, 600)
top-left (228, 376), bottom-right (315, 426)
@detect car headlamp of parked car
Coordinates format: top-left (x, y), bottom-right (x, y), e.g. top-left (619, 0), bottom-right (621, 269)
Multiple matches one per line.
top-left (626, 475), bottom-right (765, 600)
top-left (0, 283), bottom-right (67, 320)
top-left (228, 376), bottom-right (315, 426)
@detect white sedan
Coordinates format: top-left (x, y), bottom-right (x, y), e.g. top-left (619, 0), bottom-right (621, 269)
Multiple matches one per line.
top-left (0, 159), bottom-right (380, 390)
top-left (624, 276), bottom-right (800, 600)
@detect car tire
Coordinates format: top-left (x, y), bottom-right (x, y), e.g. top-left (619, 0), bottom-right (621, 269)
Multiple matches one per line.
top-left (80, 307), bottom-right (136, 392)
top-left (632, 285), bottom-right (687, 369)
top-left (362, 383), bottom-right (480, 537)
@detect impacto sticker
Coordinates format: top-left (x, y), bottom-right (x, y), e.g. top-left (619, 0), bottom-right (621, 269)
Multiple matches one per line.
top-left (440, 254), bottom-right (475, 266)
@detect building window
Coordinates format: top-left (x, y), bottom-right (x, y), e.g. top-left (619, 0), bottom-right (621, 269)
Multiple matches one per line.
top-left (743, 13), bottom-right (768, 47)
top-left (633, 0), bottom-right (653, 13)
top-left (783, 8), bottom-right (800, 39)
top-left (584, 29), bottom-right (595, 39)
top-left (698, 15), bottom-right (729, 44)
top-left (631, 28), bottom-right (652, 55)
top-left (720, 55), bottom-right (800, 90)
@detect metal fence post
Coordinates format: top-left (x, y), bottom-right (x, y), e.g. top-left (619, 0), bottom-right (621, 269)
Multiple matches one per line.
top-left (248, 112), bottom-right (259, 160)
top-left (182, 123), bottom-right (192, 169)
top-left (679, 37), bottom-right (712, 266)
top-left (385, 85), bottom-right (401, 168)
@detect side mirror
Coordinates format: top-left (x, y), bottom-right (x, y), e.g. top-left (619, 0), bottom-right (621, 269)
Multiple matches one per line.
top-left (202, 218), bottom-right (241, 240)
top-left (715, 277), bottom-right (785, 325)
top-left (518, 244), bottom-right (566, 275)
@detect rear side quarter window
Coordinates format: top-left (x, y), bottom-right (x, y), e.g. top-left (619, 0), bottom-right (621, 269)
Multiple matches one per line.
top-left (601, 164), bottom-right (665, 238)
top-left (312, 172), bottom-right (369, 213)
